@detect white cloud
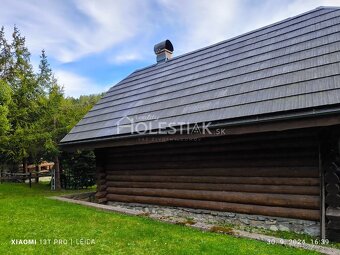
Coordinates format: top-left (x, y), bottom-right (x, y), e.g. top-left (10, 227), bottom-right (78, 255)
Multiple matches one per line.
top-left (1, 0), bottom-right (339, 71)
top-left (0, 0), bottom-right (151, 63)
top-left (69, 0), bottom-right (151, 61)
top-left (109, 52), bottom-right (142, 64)
top-left (156, 0), bottom-right (340, 56)
top-left (55, 70), bottom-right (110, 97)
top-left (158, 0), bottom-right (241, 55)
top-left (240, 0), bottom-right (340, 34)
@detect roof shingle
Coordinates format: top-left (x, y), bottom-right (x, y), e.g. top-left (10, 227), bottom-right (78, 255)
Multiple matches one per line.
top-left (61, 6), bottom-right (340, 144)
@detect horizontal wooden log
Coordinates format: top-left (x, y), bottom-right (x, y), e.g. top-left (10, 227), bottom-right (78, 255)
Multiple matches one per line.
top-left (106, 176), bottom-right (319, 186)
top-left (107, 140), bottom-right (318, 158)
top-left (106, 187), bottom-right (319, 209)
top-left (106, 167), bottom-right (319, 178)
top-left (325, 194), bottom-right (340, 207)
top-left (106, 130), bottom-right (317, 155)
top-left (104, 158), bottom-right (318, 169)
top-left (106, 181), bottom-right (319, 195)
top-left (106, 151), bottom-right (318, 165)
top-left (326, 184), bottom-right (340, 195)
top-left (108, 146), bottom-right (318, 160)
top-left (106, 194), bottom-right (320, 220)
top-left (325, 172), bottom-right (340, 184)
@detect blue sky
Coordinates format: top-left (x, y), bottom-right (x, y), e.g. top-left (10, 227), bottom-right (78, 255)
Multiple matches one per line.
top-left (1, 0), bottom-right (339, 97)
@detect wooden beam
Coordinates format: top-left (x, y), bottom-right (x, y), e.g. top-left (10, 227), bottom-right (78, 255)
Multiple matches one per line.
top-left (106, 175), bottom-right (320, 184)
top-left (107, 149), bottom-right (317, 164)
top-left (105, 136), bottom-right (318, 156)
top-left (106, 181), bottom-right (319, 195)
top-left (105, 158), bottom-right (318, 170)
top-left (105, 167), bottom-right (319, 178)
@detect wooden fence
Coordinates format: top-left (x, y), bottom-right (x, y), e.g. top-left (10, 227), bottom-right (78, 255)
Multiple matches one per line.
top-left (0, 171), bottom-right (52, 188)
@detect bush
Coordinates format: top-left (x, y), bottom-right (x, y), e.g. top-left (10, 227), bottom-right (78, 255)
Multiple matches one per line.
top-left (60, 150), bottom-right (96, 189)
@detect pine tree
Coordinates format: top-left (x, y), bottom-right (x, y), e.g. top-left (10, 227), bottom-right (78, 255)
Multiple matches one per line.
top-left (0, 79), bottom-right (11, 137)
top-left (0, 25), bottom-right (100, 189)
top-left (35, 50), bottom-right (64, 188)
top-left (5, 26), bottom-right (42, 170)
top-left (0, 26), bottom-right (13, 80)
top-left (37, 49), bottom-right (54, 91)
top-left (0, 27), bottom-right (12, 139)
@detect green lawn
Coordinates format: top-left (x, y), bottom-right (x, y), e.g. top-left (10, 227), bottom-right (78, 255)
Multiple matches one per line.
top-left (0, 183), bottom-right (319, 255)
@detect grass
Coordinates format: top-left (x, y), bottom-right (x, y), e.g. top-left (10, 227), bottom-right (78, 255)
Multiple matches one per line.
top-left (0, 183), bottom-right (321, 255)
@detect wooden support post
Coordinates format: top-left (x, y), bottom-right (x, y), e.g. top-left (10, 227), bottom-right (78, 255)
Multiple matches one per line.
top-left (319, 142), bottom-right (326, 239)
top-left (29, 172), bottom-right (32, 188)
top-left (54, 156), bottom-right (61, 190)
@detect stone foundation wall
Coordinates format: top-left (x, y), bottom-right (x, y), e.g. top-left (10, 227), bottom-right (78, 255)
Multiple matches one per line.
top-left (108, 201), bottom-right (320, 236)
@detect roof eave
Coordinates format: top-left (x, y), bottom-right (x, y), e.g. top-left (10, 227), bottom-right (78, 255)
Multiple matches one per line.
top-left (59, 106), bottom-right (340, 150)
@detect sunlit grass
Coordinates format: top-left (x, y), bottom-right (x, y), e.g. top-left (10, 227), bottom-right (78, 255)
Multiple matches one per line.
top-left (0, 183), bottom-right (319, 255)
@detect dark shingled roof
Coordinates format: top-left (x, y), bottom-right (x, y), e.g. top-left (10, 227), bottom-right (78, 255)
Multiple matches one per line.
top-left (61, 6), bottom-right (340, 145)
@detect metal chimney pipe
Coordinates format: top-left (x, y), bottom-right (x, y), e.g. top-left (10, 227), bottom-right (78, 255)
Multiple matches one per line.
top-left (154, 39), bottom-right (174, 63)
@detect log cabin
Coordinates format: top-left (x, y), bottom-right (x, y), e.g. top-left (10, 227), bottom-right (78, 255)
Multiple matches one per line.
top-left (60, 7), bottom-right (340, 241)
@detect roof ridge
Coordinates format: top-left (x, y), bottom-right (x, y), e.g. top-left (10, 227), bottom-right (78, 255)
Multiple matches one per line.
top-left (317, 6), bottom-right (340, 10)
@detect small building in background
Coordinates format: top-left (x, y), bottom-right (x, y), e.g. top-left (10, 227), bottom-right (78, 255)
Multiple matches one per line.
top-left (19, 161), bottom-right (54, 173)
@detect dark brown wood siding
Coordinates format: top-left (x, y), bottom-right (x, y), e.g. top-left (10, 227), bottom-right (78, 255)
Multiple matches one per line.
top-left (95, 129), bottom-right (320, 221)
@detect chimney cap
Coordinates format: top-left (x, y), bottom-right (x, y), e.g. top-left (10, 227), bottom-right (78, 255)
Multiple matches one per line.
top-left (154, 39), bottom-right (174, 54)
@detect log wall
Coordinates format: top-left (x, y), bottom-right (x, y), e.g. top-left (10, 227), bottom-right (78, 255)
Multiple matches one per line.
top-left (94, 151), bottom-right (107, 204)
top-left (95, 129), bottom-right (321, 221)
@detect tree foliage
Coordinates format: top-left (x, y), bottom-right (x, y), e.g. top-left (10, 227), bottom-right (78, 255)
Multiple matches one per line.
top-left (0, 26), bottom-right (101, 189)
top-left (0, 80), bottom-right (11, 137)
top-left (60, 150), bottom-right (96, 189)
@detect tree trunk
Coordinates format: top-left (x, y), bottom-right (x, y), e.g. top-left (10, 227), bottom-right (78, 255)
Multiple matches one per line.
top-left (54, 156), bottom-right (61, 190)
